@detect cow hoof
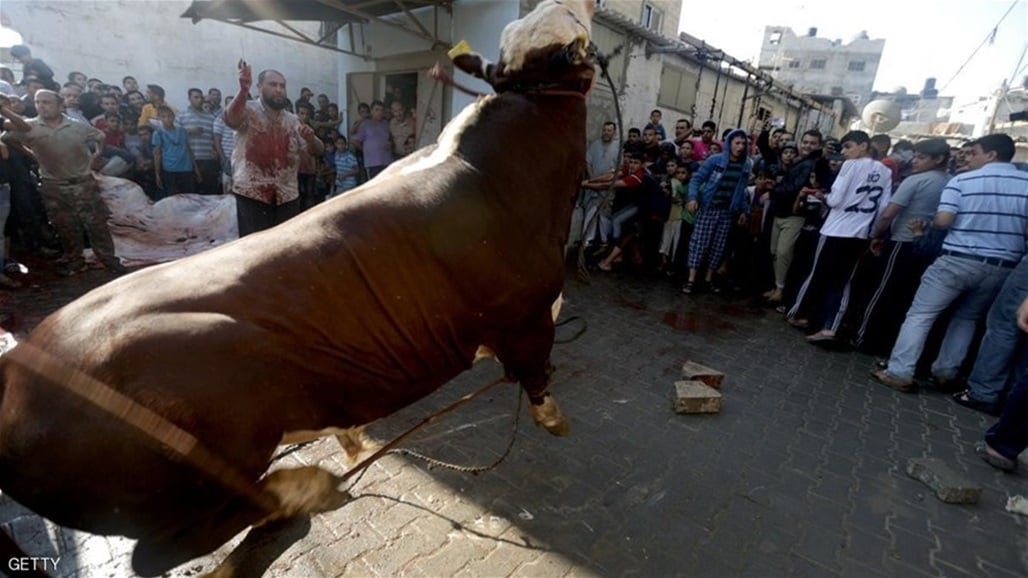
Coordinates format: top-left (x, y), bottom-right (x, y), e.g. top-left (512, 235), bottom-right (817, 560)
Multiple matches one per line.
top-left (259, 466), bottom-right (350, 523)
top-left (540, 416), bottom-right (570, 436)
top-left (335, 427), bottom-right (382, 467)
top-left (528, 395), bottom-right (569, 436)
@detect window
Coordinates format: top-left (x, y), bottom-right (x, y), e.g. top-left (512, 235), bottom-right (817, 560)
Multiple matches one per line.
top-left (810, 59), bottom-right (826, 70)
top-left (641, 3), bottom-right (662, 33)
top-left (830, 86), bottom-right (844, 96)
top-left (657, 65), bottom-right (699, 114)
top-left (787, 60), bottom-right (801, 69)
top-left (769, 31), bottom-right (782, 45)
top-left (848, 60), bottom-right (866, 72)
top-left (595, 0), bottom-right (606, 8)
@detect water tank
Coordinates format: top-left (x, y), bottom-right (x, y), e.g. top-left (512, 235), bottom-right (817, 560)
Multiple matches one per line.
top-left (922, 77), bottom-right (938, 98)
top-left (861, 99), bottom-right (901, 132)
top-left (807, 27), bottom-right (818, 37)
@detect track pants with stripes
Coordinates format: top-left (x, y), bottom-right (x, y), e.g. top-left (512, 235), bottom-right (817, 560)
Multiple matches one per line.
top-left (851, 240), bottom-right (932, 354)
top-left (787, 235), bottom-right (868, 332)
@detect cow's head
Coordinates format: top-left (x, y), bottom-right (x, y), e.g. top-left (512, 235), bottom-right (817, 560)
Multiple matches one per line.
top-left (451, 0), bottom-right (596, 94)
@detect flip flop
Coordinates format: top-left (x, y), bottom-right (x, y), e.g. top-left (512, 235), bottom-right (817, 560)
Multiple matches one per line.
top-left (975, 442), bottom-right (1017, 473)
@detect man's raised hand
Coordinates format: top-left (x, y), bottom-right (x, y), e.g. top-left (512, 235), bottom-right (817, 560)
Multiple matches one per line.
top-left (238, 59), bottom-right (252, 93)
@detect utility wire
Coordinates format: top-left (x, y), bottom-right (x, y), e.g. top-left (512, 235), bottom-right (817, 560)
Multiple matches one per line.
top-left (939, 0), bottom-right (1020, 93)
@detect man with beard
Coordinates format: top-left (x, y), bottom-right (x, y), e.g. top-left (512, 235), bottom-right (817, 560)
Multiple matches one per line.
top-left (224, 62), bottom-right (324, 236)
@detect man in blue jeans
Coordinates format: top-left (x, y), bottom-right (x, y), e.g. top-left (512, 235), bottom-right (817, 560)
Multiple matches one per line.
top-left (977, 295), bottom-right (1028, 472)
top-left (961, 254), bottom-right (1028, 415)
top-left (872, 134), bottom-right (1028, 396)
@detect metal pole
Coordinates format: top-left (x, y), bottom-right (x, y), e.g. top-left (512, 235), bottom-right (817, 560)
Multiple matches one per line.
top-left (737, 74), bottom-right (750, 128)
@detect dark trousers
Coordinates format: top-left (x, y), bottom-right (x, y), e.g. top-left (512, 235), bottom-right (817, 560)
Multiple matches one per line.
top-left (234, 194), bottom-right (301, 237)
top-left (298, 173), bottom-right (320, 211)
top-left (160, 170), bottom-right (196, 199)
top-left (985, 350), bottom-right (1028, 460)
top-left (852, 240), bottom-right (932, 354)
top-left (788, 235), bottom-right (868, 332)
top-left (195, 159), bottom-right (222, 195)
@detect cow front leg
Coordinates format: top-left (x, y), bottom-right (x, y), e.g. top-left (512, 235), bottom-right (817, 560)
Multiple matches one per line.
top-left (257, 466), bottom-right (351, 524)
top-left (496, 313), bottom-right (569, 436)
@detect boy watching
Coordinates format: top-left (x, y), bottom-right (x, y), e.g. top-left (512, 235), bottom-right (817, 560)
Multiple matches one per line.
top-left (331, 135), bottom-right (359, 198)
top-left (152, 105), bottom-right (198, 198)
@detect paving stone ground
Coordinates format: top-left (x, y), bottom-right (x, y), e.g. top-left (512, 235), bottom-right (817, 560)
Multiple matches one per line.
top-left (1, 260), bottom-right (1027, 578)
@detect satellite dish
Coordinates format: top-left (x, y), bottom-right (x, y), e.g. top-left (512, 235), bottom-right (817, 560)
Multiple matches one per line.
top-left (861, 99), bottom-right (901, 132)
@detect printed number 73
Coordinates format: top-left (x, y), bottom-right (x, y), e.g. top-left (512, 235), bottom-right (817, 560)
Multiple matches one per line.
top-left (844, 185), bottom-right (884, 214)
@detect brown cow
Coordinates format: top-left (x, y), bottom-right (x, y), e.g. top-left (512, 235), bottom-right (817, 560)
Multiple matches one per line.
top-left (0, 0), bottom-right (596, 575)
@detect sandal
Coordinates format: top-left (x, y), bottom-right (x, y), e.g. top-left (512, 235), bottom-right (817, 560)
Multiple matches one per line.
top-left (786, 317), bottom-right (809, 329)
top-left (681, 281), bottom-right (696, 295)
top-left (952, 391), bottom-right (1001, 417)
top-left (975, 442), bottom-right (1017, 472)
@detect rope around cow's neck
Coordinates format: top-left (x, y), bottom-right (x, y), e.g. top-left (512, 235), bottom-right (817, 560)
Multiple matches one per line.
top-left (577, 43), bottom-right (625, 281)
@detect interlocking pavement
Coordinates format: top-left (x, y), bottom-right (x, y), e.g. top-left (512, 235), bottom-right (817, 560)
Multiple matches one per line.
top-left (1, 262), bottom-right (1027, 578)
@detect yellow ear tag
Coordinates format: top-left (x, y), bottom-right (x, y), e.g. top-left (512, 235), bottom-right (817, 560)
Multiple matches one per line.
top-left (448, 40), bottom-right (472, 61)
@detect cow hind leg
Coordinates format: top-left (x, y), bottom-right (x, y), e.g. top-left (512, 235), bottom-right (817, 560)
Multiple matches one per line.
top-left (132, 467), bottom-right (349, 577)
top-left (496, 310), bottom-right (569, 436)
top-left (131, 497), bottom-right (267, 577)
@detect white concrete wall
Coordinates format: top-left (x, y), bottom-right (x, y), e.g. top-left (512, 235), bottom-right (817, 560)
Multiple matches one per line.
top-left (449, 0), bottom-right (518, 113)
top-left (1, 0), bottom-right (339, 110)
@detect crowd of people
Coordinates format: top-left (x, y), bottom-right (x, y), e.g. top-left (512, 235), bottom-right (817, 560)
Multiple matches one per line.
top-left (0, 45), bottom-right (420, 280)
top-left (576, 109), bottom-right (1028, 472)
top-left (0, 44), bottom-right (1026, 473)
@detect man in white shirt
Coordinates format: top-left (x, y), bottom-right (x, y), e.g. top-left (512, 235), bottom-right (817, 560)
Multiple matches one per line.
top-left (787, 130), bottom-right (892, 345)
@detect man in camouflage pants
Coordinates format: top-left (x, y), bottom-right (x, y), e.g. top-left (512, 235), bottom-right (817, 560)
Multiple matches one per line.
top-left (1, 89), bottom-right (124, 276)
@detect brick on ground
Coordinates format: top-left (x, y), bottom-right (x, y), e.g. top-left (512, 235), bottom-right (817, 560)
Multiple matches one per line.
top-left (905, 458), bottom-right (981, 504)
top-left (673, 380), bottom-right (722, 414)
top-left (681, 361), bottom-right (725, 389)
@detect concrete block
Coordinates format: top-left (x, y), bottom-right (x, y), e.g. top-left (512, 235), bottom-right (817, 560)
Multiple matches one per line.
top-left (681, 361), bottom-right (725, 389)
top-left (673, 380), bottom-right (722, 414)
top-left (905, 458), bottom-right (981, 504)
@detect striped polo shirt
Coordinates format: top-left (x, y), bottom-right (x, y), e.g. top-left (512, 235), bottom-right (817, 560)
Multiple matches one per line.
top-left (177, 108), bottom-right (217, 161)
top-left (938, 162), bottom-right (1028, 262)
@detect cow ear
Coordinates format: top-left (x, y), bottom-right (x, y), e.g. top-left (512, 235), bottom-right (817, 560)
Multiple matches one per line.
top-left (451, 52), bottom-right (498, 83)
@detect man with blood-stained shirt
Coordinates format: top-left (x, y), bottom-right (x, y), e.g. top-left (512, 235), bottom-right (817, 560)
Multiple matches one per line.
top-left (224, 62), bottom-right (324, 236)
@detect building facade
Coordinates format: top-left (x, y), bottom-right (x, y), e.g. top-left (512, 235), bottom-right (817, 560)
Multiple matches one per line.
top-left (758, 26), bottom-right (884, 107)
